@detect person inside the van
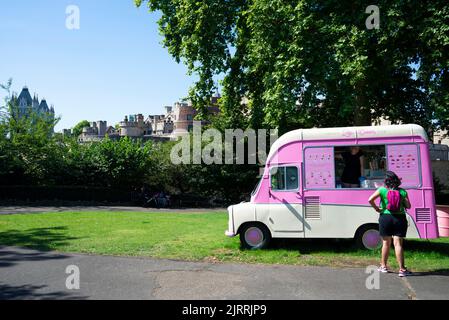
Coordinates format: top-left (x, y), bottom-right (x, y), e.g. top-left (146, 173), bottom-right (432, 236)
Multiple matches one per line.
top-left (336, 146), bottom-right (365, 188)
top-left (368, 171), bottom-right (412, 277)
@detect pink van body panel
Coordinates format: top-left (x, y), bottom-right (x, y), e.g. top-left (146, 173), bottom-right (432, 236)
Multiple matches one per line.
top-left (252, 132), bottom-right (439, 239)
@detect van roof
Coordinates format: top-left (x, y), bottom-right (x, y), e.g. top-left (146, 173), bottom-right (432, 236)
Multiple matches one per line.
top-left (267, 124), bottom-right (428, 162)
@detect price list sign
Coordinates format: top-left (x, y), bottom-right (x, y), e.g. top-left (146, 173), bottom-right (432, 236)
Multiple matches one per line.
top-left (387, 144), bottom-right (420, 187)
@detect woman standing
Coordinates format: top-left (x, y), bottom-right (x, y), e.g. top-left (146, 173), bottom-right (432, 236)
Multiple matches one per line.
top-left (368, 171), bottom-right (412, 277)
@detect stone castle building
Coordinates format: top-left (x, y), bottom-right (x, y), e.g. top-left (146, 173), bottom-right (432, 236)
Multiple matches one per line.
top-left (78, 121), bottom-right (118, 143)
top-left (118, 96), bottom-right (220, 140)
top-left (74, 96), bottom-right (220, 143)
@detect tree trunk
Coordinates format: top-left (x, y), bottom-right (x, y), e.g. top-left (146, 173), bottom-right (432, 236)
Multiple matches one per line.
top-left (354, 105), bottom-right (372, 126)
top-left (354, 83), bottom-right (372, 126)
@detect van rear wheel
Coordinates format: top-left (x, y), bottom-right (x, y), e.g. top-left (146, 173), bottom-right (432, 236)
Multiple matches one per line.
top-left (240, 223), bottom-right (271, 249)
top-left (355, 224), bottom-right (381, 250)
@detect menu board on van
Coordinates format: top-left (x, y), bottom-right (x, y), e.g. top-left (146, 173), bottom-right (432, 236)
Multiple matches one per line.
top-left (304, 147), bottom-right (335, 189)
top-left (387, 144), bottom-right (420, 188)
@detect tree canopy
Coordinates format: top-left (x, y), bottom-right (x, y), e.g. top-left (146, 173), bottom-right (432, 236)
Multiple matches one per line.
top-left (136, 0), bottom-right (449, 134)
top-left (72, 120), bottom-right (91, 137)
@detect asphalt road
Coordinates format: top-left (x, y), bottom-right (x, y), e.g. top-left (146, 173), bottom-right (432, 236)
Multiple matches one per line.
top-left (1, 246), bottom-right (448, 300)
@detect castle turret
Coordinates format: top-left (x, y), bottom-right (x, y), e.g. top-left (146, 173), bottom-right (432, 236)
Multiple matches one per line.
top-left (32, 94), bottom-right (40, 111)
top-left (137, 114), bottom-right (144, 125)
top-left (39, 99), bottom-right (50, 113)
top-left (97, 121), bottom-right (107, 137)
top-left (17, 87), bottom-right (32, 115)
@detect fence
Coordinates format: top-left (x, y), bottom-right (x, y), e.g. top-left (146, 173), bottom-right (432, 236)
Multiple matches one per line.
top-left (0, 185), bottom-right (225, 208)
top-left (0, 186), bottom-right (137, 205)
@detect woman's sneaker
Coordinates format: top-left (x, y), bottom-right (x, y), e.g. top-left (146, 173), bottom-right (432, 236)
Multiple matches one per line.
top-left (399, 268), bottom-right (412, 277)
top-left (377, 266), bottom-right (389, 273)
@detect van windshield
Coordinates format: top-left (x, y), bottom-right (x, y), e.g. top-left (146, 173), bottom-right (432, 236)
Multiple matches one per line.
top-left (251, 178), bottom-right (262, 196)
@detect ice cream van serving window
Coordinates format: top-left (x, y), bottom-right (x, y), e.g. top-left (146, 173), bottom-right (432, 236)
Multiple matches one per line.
top-left (303, 144), bottom-right (421, 190)
top-left (270, 166), bottom-right (299, 191)
top-left (334, 145), bottom-right (387, 189)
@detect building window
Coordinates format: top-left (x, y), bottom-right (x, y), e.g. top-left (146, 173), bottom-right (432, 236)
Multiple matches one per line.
top-left (186, 114), bottom-right (193, 121)
top-left (270, 166), bottom-right (298, 191)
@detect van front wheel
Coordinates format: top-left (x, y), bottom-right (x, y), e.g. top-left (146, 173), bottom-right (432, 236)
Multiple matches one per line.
top-left (240, 223), bottom-right (271, 249)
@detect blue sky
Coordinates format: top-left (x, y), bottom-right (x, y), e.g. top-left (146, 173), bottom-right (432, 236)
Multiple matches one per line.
top-left (0, 0), bottom-right (197, 131)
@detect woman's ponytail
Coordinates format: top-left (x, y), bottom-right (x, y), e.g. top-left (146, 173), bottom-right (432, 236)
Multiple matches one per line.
top-left (385, 171), bottom-right (402, 189)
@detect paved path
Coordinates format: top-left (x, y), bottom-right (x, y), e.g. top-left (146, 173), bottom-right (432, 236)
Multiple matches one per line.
top-left (0, 206), bottom-right (226, 215)
top-left (1, 246), bottom-right (448, 300)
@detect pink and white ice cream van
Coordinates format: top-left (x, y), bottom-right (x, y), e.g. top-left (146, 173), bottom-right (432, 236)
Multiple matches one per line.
top-left (225, 124), bottom-right (447, 249)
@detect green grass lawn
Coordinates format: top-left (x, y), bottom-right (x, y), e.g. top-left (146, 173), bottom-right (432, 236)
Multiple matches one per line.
top-left (1, 211), bottom-right (448, 272)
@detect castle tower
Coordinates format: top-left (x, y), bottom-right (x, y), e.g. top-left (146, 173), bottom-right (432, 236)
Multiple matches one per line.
top-left (39, 99), bottom-right (50, 113)
top-left (137, 114), bottom-right (144, 125)
top-left (97, 121), bottom-right (107, 136)
top-left (15, 86), bottom-right (55, 119)
top-left (17, 86), bottom-right (32, 116)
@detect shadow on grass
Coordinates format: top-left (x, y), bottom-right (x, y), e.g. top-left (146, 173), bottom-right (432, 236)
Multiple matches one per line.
top-left (403, 239), bottom-right (449, 255)
top-left (0, 226), bottom-right (79, 250)
top-left (0, 226), bottom-right (80, 267)
top-left (253, 238), bottom-right (449, 272)
top-left (264, 237), bottom-right (449, 256)
top-left (0, 283), bottom-right (88, 300)
top-left (268, 238), bottom-right (365, 254)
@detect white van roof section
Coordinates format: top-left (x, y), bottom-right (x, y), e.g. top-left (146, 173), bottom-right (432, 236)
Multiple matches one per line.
top-left (268, 124), bottom-right (428, 162)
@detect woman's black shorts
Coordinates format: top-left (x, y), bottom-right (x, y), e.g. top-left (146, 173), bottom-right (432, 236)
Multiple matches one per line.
top-left (379, 214), bottom-right (408, 237)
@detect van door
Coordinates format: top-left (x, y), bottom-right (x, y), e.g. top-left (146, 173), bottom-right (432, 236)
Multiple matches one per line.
top-left (264, 166), bottom-right (305, 234)
top-left (301, 147), bottom-right (335, 237)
